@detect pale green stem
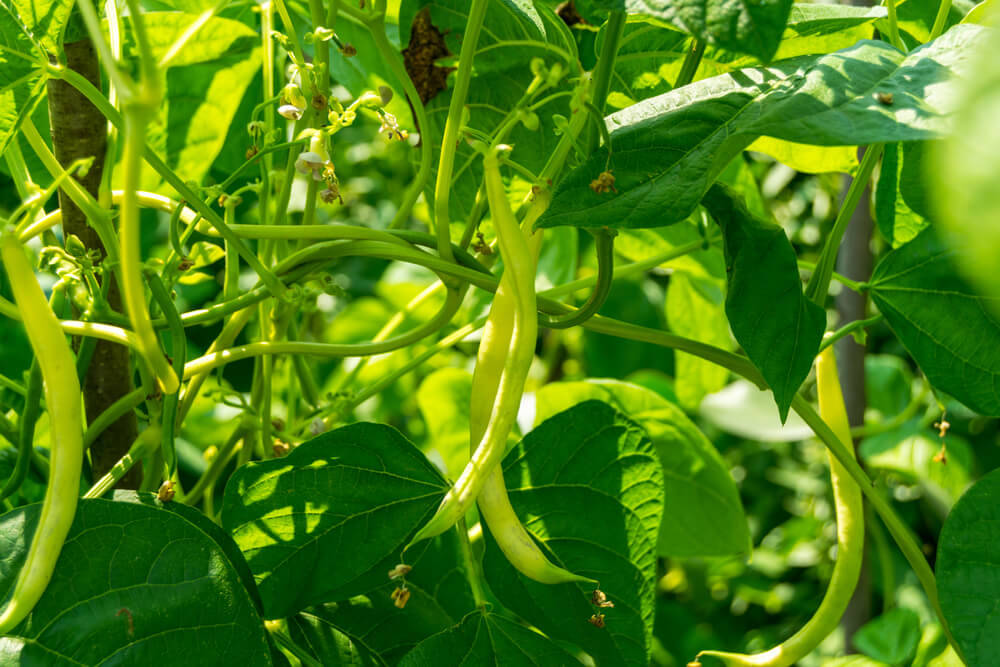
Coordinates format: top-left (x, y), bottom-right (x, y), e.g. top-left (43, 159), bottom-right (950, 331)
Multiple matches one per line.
top-left (433, 0), bottom-right (489, 264)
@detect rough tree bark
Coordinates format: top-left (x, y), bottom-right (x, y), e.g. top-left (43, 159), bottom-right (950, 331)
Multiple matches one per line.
top-left (47, 37), bottom-right (141, 488)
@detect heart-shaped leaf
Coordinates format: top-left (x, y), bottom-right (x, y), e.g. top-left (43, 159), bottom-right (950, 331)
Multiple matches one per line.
top-left (221, 422), bottom-right (448, 618)
top-left (482, 400), bottom-right (662, 665)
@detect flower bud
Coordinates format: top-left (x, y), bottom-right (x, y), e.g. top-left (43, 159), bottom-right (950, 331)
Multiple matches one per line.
top-left (281, 83), bottom-right (307, 109)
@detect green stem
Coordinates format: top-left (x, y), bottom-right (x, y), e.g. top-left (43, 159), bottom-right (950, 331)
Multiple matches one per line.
top-left (591, 11), bottom-right (626, 114)
top-left (287, 318), bottom-right (320, 406)
top-left (46, 65), bottom-right (289, 300)
top-left (578, 314), bottom-right (958, 657)
top-left (220, 139), bottom-right (308, 193)
top-left (183, 289), bottom-right (462, 377)
top-left (540, 228), bottom-right (615, 328)
top-left (72, 0), bottom-right (131, 95)
top-left (0, 413), bottom-right (17, 447)
top-left (819, 314), bottom-right (884, 352)
top-left (145, 271), bottom-right (186, 477)
top-left (259, 1), bottom-right (275, 221)
top-left (83, 388), bottom-right (148, 449)
top-left (268, 624), bottom-right (323, 667)
top-left (798, 259), bottom-right (868, 293)
top-left (120, 105), bottom-right (179, 394)
top-left (929, 0), bottom-right (953, 41)
top-left (433, 0), bottom-right (489, 264)
top-left (0, 374), bottom-right (26, 397)
top-left (852, 384), bottom-right (928, 439)
top-left (456, 517), bottom-right (487, 609)
top-left (272, 0), bottom-right (309, 70)
top-left (0, 362), bottom-right (41, 502)
top-left (805, 144), bottom-right (882, 306)
top-left (330, 281), bottom-right (447, 394)
top-left (867, 504), bottom-right (896, 613)
top-left (884, 0), bottom-right (906, 51)
top-left (3, 136), bottom-right (38, 199)
top-left (83, 427), bottom-right (160, 499)
top-left (182, 424), bottom-right (247, 506)
top-left (791, 395), bottom-right (959, 659)
top-left (18, 119), bottom-right (121, 286)
top-left (675, 38), bottom-right (706, 88)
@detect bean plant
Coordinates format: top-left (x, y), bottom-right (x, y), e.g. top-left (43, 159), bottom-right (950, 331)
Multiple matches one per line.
top-left (0, 0), bottom-right (999, 664)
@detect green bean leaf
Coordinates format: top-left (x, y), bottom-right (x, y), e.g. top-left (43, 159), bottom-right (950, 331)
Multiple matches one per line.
top-left (220, 422), bottom-right (449, 619)
top-left (579, 0), bottom-right (793, 62)
top-left (0, 4), bottom-right (46, 157)
top-left (482, 400), bottom-right (662, 665)
top-left (853, 608), bottom-right (922, 664)
top-left (536, 25), bottom-right (989, 230)
top-left (399, 610), bottom-right (579, 666)
top-left (869, 229), bottom-right (1000, 416)
top-left (127, 12), bottom-right (260, 191)
top-left (703, 184), bottom-right (825, 421)
top-left (534, 381), bottom-right (749, 558)
top-left (287, 524), bottom-right (475, 665)
top-left (0, 497), bottom-right (271, 664)
top-left (936, 466), bottom-right (1000, 666)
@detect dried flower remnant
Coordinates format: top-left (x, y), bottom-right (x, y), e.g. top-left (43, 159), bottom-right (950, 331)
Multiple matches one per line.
top-left (590, 170), bottom-right (617, 194)
top-left (390, 586), bottom-right (411, 608)
top-left (388, 563), bottom-right (412, 580)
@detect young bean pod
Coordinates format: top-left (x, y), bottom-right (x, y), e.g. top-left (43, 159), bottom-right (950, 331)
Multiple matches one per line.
top-left (696, 342), bottom-right (863, 666)
top-left (0, 233), bottom-right (84, 633)
top-left (407, 148), bottom-right (539, 547)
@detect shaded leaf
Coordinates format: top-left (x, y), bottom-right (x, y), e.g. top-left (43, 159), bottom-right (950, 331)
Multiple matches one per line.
top-left (0, 497), bottom-right (270, 665)
top-left (115, 490), bottom-right (264, 615)
top-left (534, 380), bottom-right (749, 557)
top-left (869, 230), bottom-right (1000, 416)
top-left (853, 607), bottom-right (922, 665)
top-left (287, 616), bottom-right (385, 667)
top-left (221, 422), bottom-right (448, 619)
top-left (398, 611), bottom-right (579, 666)
top-left (483, 400), bottom-right (662, 665)
top-left (936, 466), bottom-right (1000, 667)
top-left (703, 184), bottom-right (825, 420)
top-left (291, 583), bottom-right (451, 665)
top-left (665, 272), bottom-right (731, 410)
top-left (875, 142), bottom-right (930, 247)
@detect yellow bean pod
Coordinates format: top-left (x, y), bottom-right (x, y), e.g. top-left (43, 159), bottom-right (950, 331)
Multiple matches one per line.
top-left (0, 233), bottom-right (84, 633)
top-left (697, 341), bottom-right (864, 666)
top-left (408, 149), bottom-right (539, 547)
top-left (471, 191), bottom-right (594, 584)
